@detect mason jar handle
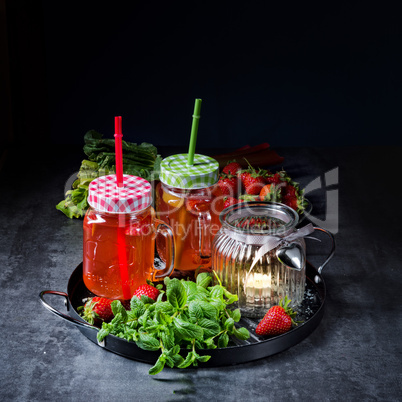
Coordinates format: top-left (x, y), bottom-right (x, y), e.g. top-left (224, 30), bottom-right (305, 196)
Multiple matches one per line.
top-left (153, 219), bottom-right (175, 279)
top-left (198, 211), bottom-right (212, 259)
top-left (311, 226), bottom-right (336, 274)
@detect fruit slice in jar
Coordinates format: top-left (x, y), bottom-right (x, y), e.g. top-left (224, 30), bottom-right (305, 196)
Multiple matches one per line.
top-left (162, 190), bottom-right (184, 209)
top-left (185, 197), bottom-right (212, 214)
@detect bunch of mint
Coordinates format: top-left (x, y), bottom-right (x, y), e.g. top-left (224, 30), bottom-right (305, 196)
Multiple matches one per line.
top-left (97, 273), bottom-right (250, 375)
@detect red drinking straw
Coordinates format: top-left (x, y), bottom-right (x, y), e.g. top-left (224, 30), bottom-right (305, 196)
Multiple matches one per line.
top-left (114, 116), bottom-right (124, 187)
top-left (114, 116), bottom-right (131, 300)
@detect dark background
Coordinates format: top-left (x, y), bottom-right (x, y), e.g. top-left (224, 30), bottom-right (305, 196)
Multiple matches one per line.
top-left (1, 1), bottom-right (401, 161)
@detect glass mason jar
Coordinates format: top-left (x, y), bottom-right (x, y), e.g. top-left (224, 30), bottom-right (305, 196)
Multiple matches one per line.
top-left (212, 202), bottom-right (306, 318)
top-left (155, 153), bottom-right (224, 271)
top-left (83, 174), bottom-right (175, 300)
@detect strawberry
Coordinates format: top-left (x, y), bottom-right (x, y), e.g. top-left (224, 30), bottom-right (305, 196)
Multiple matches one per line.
top-left (237, 160), bottom-right (268, 195)
top-left (263, 170), bottom-right (307, 213)
top-left (284, 184), bottom-right (297, 197)
top-left (255, 297), bottom-right (297, 336)
top-left (259, 184), bottom-right (282, 202)
top-left (265, 172), bottom-right (283, 185)
top-left (223, 196), bottom-right (238, 209)
top-left (237, 169), bottom-right (249, 185)
top-left (133, 283), bottom-right (160, 301)
top-left (222, 161), bottom-right (242, 176)
top-left (218, 174), bottom-right (238, 196)
top-left (80, 296), bottom-right (114, 325)
top-left (240, 170), bottom-right (266, 195)
top-left (282, 195), bottom-right (299, 211)
top-left (185, 197), bottom-right (211, 213)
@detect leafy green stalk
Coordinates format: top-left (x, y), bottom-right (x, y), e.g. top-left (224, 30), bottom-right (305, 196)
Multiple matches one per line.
top-left (56, 130), bottom-right (161, 219)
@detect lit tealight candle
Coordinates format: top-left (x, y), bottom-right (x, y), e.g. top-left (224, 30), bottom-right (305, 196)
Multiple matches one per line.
top-left (245, 273), bottom-right (271, 299)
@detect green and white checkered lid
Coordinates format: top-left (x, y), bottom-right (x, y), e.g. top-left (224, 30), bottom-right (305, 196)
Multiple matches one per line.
top-left (159, 153), bottom-right (219, 189)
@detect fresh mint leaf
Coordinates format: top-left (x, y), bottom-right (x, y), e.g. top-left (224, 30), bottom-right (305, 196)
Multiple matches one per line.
top-left (140, 295), bottom-right (156, 305)
top-left (188, 286), bottom-right (210, 302)
top-left (173, 317), bottom-right (203, 341)
top-left (203, 337), bottom-right (217, 349)
top-left (127, 309), bottom-right (140, 321)
top-left (196, 354), bottom-right (211, 363)
top-left (154, 310), bottom-right (172, 326)
top-left (130, 296), bottom-right (146, 315)
top-left (154, 301), bottom-right (175, 315)
top-left (111, 300), bottom-right (127, 320)
top-left (177, 351), bottom-right (196, 369)
top-left (136, 332), bottom-right (160, 351)
top-left (224, 317), bottom-right (235, 332)
top-left (166, 278), bottom-right (187, 309)
top-left (163, 345), bottom-right (182, 368)
top-left (233, 327), bottom-right (250, 340)
top-left (188, 300), bottom-right (204, 321)
top-left (138, 308), bottom-right (151, 327)
top-left (97, 327), bottom-right (110, 343)
top-left (165, 343), bottom-right (180, 358)
top-left (209, 298), bottom-right (226, 312)
top-left (181, 280), bottom-right (198, 298)
top-left (196, 272), bottom-right (212, 288)
top-left (223, 288), bottom-right (238, 304)
top-left (164, 354), bottom-right (176, 368)
top-left (170, 353), bottom-right (185, 368)
top-left (196, 286), bottom-right (210, 295)
top-left (120, 328), bottom-right (137, 342)
top-left (229, 308), bottom-right (241, 322)
top-left (218, 332), bottom-right (229, 348)
top-left (149, 354), bottom-right (166, 375)
top-left (198, 318), bottom-right (221, 339)
top-left (197, 301), bottom-right (219, 320)
top-left (160, 328), bottom-right (175, 350)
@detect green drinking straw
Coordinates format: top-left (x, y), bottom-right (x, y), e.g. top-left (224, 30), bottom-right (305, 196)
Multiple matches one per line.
top-left (187, 98), bottom-right (202, 166)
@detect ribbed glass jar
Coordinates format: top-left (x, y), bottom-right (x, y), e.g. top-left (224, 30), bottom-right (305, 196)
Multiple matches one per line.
top-left (212, 202), bottom-right (306, 318)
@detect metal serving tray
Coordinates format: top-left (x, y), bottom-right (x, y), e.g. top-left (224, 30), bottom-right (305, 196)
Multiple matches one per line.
top-left (40, 261), bottom-right (327, 368)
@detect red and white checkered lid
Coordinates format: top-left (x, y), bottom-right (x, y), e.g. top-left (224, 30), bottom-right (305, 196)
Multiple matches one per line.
top-left (87, 174), bottom-right (152, 213)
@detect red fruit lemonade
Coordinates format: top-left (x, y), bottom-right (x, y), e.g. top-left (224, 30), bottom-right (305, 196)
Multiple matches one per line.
top-left (155, 182), bottom-right (224, 271)
top-left (83, 174), bottom-right (174, 300)
top-left (83, 206), bottom-right (155, 299)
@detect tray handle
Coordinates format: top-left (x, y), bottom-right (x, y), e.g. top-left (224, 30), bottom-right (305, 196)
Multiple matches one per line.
top-left (312, 226), bottom-right (336, 274)
top-left (39, 290), bottom-right (98, 332)
top-left (307, 227), bottom-right (335, 283)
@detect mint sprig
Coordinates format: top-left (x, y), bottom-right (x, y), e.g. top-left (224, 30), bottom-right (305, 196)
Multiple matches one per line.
top-left (96, 272), bottom-right (250, 375)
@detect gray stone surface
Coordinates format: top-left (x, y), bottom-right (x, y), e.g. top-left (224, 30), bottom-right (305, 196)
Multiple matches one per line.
top-left (0, 145), bottom-right (401, 401)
